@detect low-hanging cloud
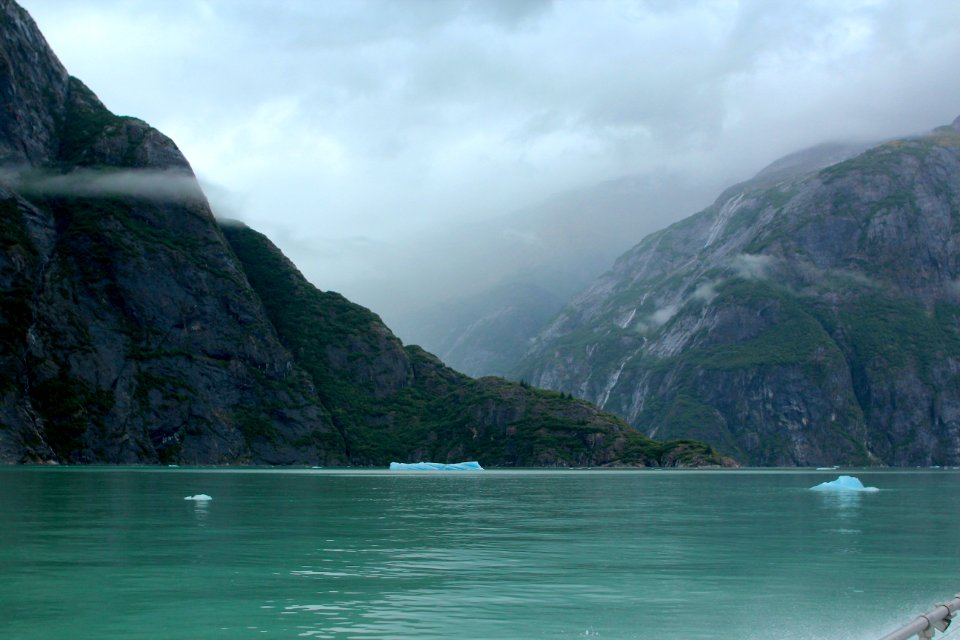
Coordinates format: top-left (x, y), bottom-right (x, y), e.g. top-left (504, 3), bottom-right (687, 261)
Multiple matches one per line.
top-left (632, 303), bottom-right (680, 335)
top-left (16, 0), bottom-right (960, 336)
top-left (732, 254), bottom-right (775, 280)
top-left (691, 281), bottom-right (718, 304)
top-left (6, 167), bottom-right (205, 202)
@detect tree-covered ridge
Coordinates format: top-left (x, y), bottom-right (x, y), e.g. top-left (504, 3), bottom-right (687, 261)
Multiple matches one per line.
top-left (518, 121), bottom-right (960, 466)
top-left (221, 222), bottom-right (733, 468)
top-left (0, 0), bottom-right (732, 467)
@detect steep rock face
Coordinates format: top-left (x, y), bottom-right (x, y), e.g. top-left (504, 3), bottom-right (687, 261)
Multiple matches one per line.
top-left (393, 143), bottom-right (874, 379)
top-left (0, 0), bottom-right (69, 166)
top-left (0, 2), bottom-right (344, 464)
top-left (519, 126), bottom-right (960, 466)
top-left (221, 222), bottom-right (734, 467)
top-left (0, 188), bottom-right (52, 461)
top-left (0, 0), bottom-right (732, 468)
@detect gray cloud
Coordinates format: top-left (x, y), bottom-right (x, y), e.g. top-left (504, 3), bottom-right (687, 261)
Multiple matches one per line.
top-left (731, 254), bottom-right (775, 280)
top-left (691, 281), bottom-right (718, 304)
top-left (17, 0), bottom-right (960, 330)
top-left (4, 167), bottom-right (204, 201)
top-left (630, 304), bottom-right (680, 336)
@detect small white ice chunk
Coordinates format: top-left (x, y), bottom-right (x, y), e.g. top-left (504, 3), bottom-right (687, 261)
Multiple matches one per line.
top-left (389, 461), bottom-right (483, 471)
top-left (810, 475), bottom-right (878, 492)
top-left (184, 494), bottom-right (213, 501)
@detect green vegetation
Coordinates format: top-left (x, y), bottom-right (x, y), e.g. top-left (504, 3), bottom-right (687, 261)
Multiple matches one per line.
top-left (133, 369), bottom-right (195, 406)
top-left (234, 408), bottom-right (280, 450)
top-left (222, 222), bottom-right (728, 467)
top-left (613, 279), bottom-right (841, 378)
top-left (714, 186), bottom-right (796, 248)
top-left (821, 130), bottom-right (960, 185)
top-left (57, 77), bottom-right (143, 167)
top-left (0, 197), bottom-right (36, 256)
top-left (825, 296), bottom-right (960, 378)
top-left (690, 281), bottom-right (837, 371)
top-left (221, 222), bottom-right (387, 453)
top-left (0, 22), bottom-right (739, 467)
top-left (30, 369), bottom-right (113, 461)
top-left (0, 198), bottom-right (38, 383)
top-left (619, 432), bottom-right (725, 467)
top-left (42, 194), bottom-right (230, 277)
top-left (630, 390), bottom-right (741, 459)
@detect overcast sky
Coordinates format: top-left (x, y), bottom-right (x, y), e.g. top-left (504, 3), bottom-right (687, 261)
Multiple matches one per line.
top-left (18, 0), bottom-right (960, 321)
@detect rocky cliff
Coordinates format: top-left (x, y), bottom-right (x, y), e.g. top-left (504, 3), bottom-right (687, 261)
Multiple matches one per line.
top-left (0, 0), bottom-right (728, 467)
top-left (220, 222), bottom-right (730, 467)
top-left (0, 0), bottom-right (343, 465)
top-left (518, 121), bottom-right (960, 466)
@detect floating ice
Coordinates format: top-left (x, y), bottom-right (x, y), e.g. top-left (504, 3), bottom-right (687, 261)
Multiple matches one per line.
top-left (810, 475), bottom-right (878, 492)
top-left (184, 494), bottom-right (213, 501)
top-left (389, 461), bottom-right (483, 471)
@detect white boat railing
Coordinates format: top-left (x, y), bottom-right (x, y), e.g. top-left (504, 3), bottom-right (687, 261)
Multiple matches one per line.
top-left (877, 595), bottom-right (960, 640)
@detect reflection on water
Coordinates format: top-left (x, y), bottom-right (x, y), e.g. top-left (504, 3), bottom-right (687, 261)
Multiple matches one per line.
top-left (815, 487), bottom-right (866, 511)
top-left (190, 499), bottom-right (210, 525)
top-left (0, 468), bottom-right (958, 640)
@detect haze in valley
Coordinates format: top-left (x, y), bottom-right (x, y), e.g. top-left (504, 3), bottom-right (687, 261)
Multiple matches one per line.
top-left (20, 0), bottom-right (960, 339)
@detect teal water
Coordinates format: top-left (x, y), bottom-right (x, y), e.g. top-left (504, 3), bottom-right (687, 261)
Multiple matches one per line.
top-left (1, 468), bottom-right (959, 639)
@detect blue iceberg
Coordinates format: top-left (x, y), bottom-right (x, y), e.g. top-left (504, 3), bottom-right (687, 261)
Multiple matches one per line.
top-left (389, 461), bottom-right (484, 471)
top-left (810, 475), bottom-right (878, 492)
top-left (184, 494), bottom-right (213, 501)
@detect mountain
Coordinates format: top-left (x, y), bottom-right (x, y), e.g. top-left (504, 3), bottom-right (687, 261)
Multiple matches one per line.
top-left (387, 172), bottom-right (721, 377)
top-left (220, 222), bottom-right (730, 467)
top-left (0, 0), bottom-right (341, 465)
top-left (518, 121), bottom-right (960, 466)
top-left (390, 143), bottom-right (875, 379)
top-left (0, 0), bottom-right (729, 468)
top-left (397, 281), bottom-right (564, 378)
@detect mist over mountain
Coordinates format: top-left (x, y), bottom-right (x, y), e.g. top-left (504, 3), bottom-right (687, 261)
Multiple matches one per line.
top-left (24, 0), bottom-right (959, 340)
top-left (388, 170), bottom-right (722, 376)
top-left (398, 140), bottom-right (878, 378)
top-left (0, 0), bottom-right (727, 468)
top-left (5, 0), bottom-right (960, 468)
top-left (517, 119), bottom-right (960, 466)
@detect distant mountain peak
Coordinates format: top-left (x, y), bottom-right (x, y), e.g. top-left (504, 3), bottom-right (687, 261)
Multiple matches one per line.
top-left (0, 0), bottom-right (730, 468)
top-left (519, 124), bottom-right (960, 467)
top-left (751, 140), bottom-right (877, 184)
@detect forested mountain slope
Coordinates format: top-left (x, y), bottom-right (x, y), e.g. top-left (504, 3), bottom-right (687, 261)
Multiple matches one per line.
top-left (0, 0), bottom-right (728, 467)
top-left (519, 121), bottom-right (960, 466)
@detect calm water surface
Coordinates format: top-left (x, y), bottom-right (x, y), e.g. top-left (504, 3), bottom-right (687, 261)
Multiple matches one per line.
top-left (1, 467), bottom-right (958, 639)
